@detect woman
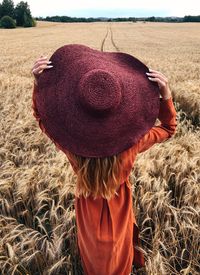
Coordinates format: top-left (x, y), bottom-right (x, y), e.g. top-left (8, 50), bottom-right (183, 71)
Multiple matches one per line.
top-left (31, 44), bottom-right (177, 274)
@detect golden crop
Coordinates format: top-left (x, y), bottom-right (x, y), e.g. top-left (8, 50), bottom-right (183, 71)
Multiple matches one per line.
top-left (0, 21), bottom-right (199, 274)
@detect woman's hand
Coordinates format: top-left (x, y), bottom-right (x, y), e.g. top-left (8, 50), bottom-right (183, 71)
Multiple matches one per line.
top-left (146, 69), bottom-right (172, 100)
top-left (31, 55), bottom-right (53, 86)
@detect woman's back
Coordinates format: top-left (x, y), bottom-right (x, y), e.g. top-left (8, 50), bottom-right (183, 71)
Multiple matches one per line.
top-left (32, 82), bottom-right (177, 273)
top-left (63, 96), bottom-right (177, 274)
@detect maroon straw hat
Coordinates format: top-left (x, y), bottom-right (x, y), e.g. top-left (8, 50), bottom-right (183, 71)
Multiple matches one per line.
top-left (33, 44), bottom-right (160, 158)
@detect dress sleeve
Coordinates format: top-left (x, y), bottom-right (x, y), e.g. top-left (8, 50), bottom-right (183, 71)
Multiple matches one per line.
top-left (136, 96), bottom-right (178, 154)
top-left (32, 82), bottom-right (38, 111)
top-left (32, 81), bottom-right (45, 132)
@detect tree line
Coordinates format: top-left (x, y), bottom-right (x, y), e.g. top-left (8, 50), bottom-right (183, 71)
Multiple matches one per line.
top-left (144, 15), bottom-right (200, 22)
top-left (0, 0), bottom-right (36, 28)
top-left (35, 15), bottom-right (200, 23)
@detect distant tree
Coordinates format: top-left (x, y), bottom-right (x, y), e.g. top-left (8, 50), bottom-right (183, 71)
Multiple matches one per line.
top-left (34, 16), bottom-right (44, 21)
top-left (183, 15), bottom-right (200, 22)
top-left (129, 17), bottom-right (137, 22)
top-left (23, 12), bottom-right (36, 27)
top-left (14, 1), bottom-right (34, 27)
top-left (0, 0), bottom-right (15, 19)
top-left (0, 15), bottom-right (16, 28)
top-left (146, 16), bottom-right (156, 22)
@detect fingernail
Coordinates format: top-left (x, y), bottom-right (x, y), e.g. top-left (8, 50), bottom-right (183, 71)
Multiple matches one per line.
top-left (47, 65), bottom-right (53, 68)
top-left (47, 61), bottom-right (52, 64)
top-left (148, 77), bottom-right (152, 80)
top-left (146, 72), bottom-right (150, 75)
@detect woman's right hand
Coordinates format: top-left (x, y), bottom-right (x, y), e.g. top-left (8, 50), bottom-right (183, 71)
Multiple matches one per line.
top-left (31, 55), bottom-right (53, 86)
top-left (146, 69), bottom-right (172, 100)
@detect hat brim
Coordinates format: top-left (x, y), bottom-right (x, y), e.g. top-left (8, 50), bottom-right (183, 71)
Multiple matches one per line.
top-left (34, 44), bottom-right (160, 157)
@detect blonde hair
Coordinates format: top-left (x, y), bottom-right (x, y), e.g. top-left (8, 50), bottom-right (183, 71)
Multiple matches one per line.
top-left (71, 153), bottom-right (122, 200)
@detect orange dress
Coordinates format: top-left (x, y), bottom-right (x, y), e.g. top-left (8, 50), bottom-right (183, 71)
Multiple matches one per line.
top-left (32, 82), bottom-right (177, 274)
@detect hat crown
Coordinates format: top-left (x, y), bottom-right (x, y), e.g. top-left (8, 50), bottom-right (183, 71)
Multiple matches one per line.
top-left (78, 69), bottom-right (122, 115)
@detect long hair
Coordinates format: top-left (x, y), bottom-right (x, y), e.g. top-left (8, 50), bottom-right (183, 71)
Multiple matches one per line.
top-left (71, 153), bottom-right (122, 200)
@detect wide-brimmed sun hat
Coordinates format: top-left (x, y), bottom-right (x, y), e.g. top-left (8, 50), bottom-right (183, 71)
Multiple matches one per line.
top-left (33, 44), bottom-right (160, 158)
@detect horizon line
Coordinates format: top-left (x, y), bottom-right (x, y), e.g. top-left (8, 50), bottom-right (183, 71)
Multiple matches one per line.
top-left (34, 14), bottom-right (199, 19)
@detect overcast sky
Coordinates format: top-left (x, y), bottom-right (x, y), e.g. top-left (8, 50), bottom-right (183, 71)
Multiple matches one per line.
top-left (13, 0), bottom-right (200, 18)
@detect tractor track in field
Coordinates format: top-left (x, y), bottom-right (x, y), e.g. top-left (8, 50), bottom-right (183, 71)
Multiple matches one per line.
top-left (101, 23), bottom-right (120, 52)
top-left (100, 26), bottom-right (109, 52)
top-left (109, 25), bottom-right (120, 52)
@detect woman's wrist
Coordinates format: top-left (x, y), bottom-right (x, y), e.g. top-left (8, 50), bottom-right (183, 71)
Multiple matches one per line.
top-left (34, 77), bottom-right (38, 86)
top-left (161, 87), bottom-right (172, 100)
top-left (162, 94), bottom-right (172, 100)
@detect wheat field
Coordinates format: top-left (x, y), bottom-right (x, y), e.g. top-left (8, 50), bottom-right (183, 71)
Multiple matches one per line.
top-left (0, 21), bottom-right (200, 275)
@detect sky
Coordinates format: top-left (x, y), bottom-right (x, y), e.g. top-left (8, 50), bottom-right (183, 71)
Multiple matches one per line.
top-left (13, 0), bottom-right (200, 18)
